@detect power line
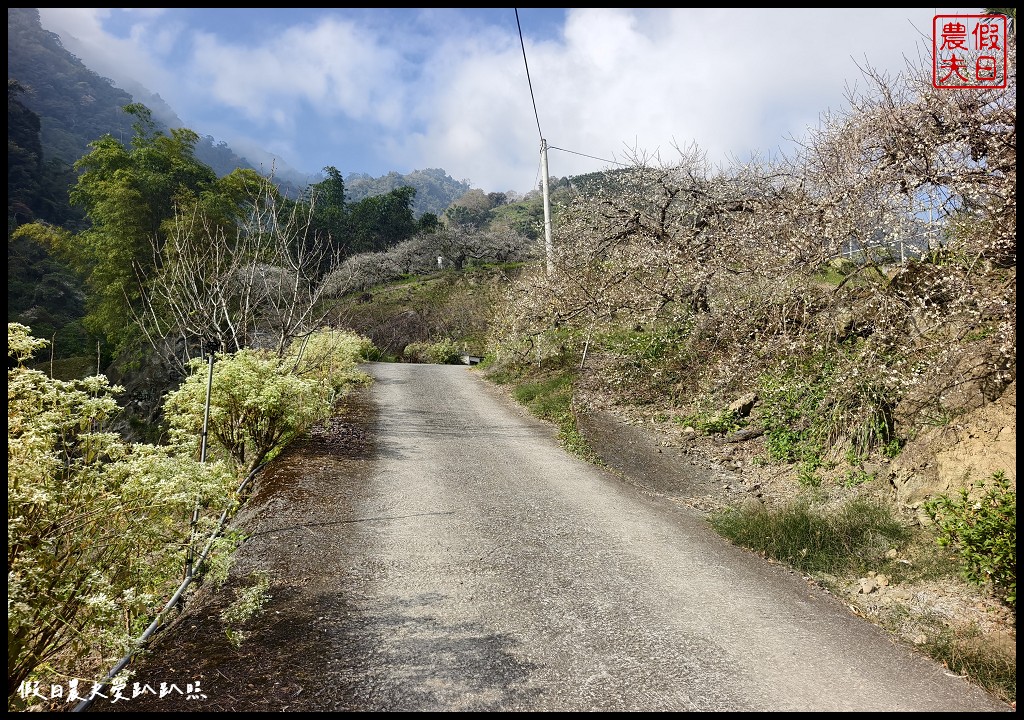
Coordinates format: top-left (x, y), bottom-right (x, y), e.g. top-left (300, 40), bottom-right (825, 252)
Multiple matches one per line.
top-left (515, 8), bottom-right (544, 141)
top-left (516, 8), bottom-right (553, 274)
top-left (515, 11), bottom-right (628, 175)
top-left (548, 145), bottom-right (630, 169)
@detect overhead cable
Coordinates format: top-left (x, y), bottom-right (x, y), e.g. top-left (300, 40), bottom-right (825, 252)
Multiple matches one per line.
top-left (515, 8), bottom-right (544, 141)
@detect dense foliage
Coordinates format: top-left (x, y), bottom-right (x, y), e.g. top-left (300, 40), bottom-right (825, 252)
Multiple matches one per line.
top-left (8, 8), bottom-right (474, 369)
top-left (8, 323), bottom-right (373, 707)
top-left (164, 329), bottom-right (372, 473)
top-left (8, 323), bottom-right (237, 703)
top-left (344, 167), bottom-right (471, 219)
top-left (7, 80), bottom-right (81, 229)
top-left (8, 77), bottom-right (93, 361)
top-left (64, 105), bottom-right (218, 354)
top-left (13, 106), bottom-right (442, 376)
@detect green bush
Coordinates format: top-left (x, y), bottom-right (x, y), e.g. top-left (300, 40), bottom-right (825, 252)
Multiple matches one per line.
top-left (758, 361), bottom-right (830, 465)
top-left (164, 349), bottom-right (333, 473)
top-left (403, 338), bottom-right (463, 364)
top-left (285, 329), bottom-right (374, 394)
top-left (923, 472), bottom-right (1016, 611)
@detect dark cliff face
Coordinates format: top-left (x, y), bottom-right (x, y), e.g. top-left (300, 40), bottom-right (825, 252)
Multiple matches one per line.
top-left (8, 8), bottom-right (255, 179)
top-left (8, 7), bottom-right (138, 167)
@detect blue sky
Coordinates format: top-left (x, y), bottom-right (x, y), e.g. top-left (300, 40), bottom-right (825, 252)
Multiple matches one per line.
top-left (37, 8), bottom-right (983, 194)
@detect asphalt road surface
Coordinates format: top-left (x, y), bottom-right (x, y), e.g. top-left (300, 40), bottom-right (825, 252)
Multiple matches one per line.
top-left (93, 362), bottom-right (1011, 712)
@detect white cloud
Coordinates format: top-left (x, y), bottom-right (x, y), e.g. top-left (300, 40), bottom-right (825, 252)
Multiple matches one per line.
top-left (38, 8), bottom-right (175, 94)
top-left (188, 18), bottom-right (405, 127)
top-left (34, 8), bottom-right (980, 193)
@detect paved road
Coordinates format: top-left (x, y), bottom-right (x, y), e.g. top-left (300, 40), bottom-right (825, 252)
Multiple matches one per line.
top-left (97, 362), bottom-right (1012, 712)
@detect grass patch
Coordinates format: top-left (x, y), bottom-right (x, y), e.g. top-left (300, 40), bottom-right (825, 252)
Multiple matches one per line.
top-left (680, 408), bottom-right (745, 435)
top-left (496, 370), bottom-right (595, 460)
top-left (710, 495), bottom-right (911, 575)
top-left (713, 495), bottom-right (1016, 704)
top-left (920, 622), bottom-right (1016, 704)
top-left (877, 608), bottom-right (1017, 705)
top-left (758, 347), bottom-right (900, 470)
top-left (512, 373), bottom-right (574, 418)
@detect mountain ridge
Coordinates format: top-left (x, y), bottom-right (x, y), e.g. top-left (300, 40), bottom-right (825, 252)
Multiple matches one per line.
top-left (8, 7), bottom-right (474, 216)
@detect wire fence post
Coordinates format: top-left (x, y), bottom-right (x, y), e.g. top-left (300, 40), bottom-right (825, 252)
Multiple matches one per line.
top-left (187, 339), bottom-right (218, 580)
top-left (199, 341), bottom-right (217, 464)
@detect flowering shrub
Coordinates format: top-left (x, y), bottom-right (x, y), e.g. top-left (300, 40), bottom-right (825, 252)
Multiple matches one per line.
top-left (8, 323), bottom-right (236, 704)
top-left (164, 329), bottom-right (373, 472)
top-left (164, 350), bottom-right (328, 472)
top-left (285, 328), bottom-right (374, 394)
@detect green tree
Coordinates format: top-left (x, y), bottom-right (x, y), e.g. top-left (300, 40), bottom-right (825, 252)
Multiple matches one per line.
top-left (417, 212), bottom-right (441, 234)
top-left (193, 166), bottom-right (280, 231)
top-left (346, 185), bottom-right (420, 254)
top-left (444, 188), bottom-right (494, 229)
top-left (44, 104), bottom-right (217, 354)
top-left (305, 165), bottom-right (349, 269)
top-left (309, 165), bottom-right (346, 236)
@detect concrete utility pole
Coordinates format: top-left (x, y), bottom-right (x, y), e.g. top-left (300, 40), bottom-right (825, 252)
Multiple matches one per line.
top-left (540, 138), bottom-right (553, 276)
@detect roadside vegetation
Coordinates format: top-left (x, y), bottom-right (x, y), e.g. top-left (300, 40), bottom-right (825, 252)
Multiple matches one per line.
top-left (8, 324), bottom-right (373, 709)
top-left (484, 360), bottom-right (595, 462)
top-left (708, 485), bottom-right (1015, 703)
